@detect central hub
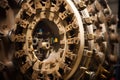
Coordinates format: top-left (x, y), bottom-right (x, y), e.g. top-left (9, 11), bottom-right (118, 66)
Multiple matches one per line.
top-left (32, 19), bottom-right (60, 61)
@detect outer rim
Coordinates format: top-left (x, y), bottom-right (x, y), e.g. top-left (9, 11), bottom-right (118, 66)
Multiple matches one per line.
top-left (65, 0), bottom-right (84, 79)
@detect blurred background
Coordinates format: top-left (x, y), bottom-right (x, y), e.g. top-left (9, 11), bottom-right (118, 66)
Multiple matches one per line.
top-left (108, 0), bottom-right (118, 14)
top-left (108, 1), bottom-right (120, 80)
top-left (108, 0), bottom-right (120, 30)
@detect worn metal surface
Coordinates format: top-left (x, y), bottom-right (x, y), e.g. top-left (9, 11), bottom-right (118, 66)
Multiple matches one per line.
top-left (0, 0), bottom-right (119, 80)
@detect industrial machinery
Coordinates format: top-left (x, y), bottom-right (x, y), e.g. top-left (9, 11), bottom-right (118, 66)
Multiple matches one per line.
top-left (0, 0), bottom-right (119, 80)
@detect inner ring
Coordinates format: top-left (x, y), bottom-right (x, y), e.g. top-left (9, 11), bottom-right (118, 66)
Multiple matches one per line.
top-left (32, 19), bottom-right (61, 61)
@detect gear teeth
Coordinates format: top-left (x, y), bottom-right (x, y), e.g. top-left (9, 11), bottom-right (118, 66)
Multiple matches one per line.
top-left (12, 0), bottom-right (118, 80)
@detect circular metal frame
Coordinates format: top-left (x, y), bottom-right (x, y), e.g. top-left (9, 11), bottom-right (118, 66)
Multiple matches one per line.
top-left (14, 0), bottom-right (84, 79)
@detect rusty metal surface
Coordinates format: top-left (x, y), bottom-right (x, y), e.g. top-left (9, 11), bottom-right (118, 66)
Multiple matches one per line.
top-left (0, 0), bottom-right (119, 80)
